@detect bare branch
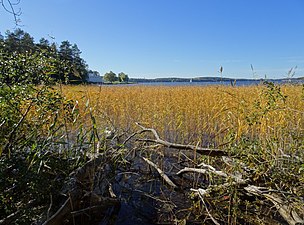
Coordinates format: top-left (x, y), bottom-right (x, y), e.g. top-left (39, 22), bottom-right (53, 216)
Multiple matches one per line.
top-left (177, 167), bottom-right (228, 179)
top-left (1, 0), bottom-right (21, 25)
top-left (135, 122), bottom-right (229, 157)
top-left (142, 157), bottom-right (178, 189)
top-left (244, 185), bottom-right (304, 225)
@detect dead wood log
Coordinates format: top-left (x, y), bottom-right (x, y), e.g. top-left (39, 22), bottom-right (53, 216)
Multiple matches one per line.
top-left (186, 161), bottom-right (304, 225)
top-left (244, 185), bottom-right (304, 225)
top-left (133, 123), bottom-right (229, 157)
top-left (142, 157), bottom-right (178, 189)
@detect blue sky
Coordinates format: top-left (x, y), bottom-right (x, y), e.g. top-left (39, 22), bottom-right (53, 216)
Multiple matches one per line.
top-left (1, 0), bottom-right (304, 79)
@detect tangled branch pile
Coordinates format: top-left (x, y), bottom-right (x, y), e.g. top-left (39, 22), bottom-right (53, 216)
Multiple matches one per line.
top-left (41, 123), bottom-right (303, 225)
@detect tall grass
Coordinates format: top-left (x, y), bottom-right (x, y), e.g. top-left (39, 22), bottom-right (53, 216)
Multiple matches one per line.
top-left (61, 84), bottom-right (303, 150)
top-left (61, 84), bottom-right (304, 222)
top-left (2, 82), bottom-right (302, 224)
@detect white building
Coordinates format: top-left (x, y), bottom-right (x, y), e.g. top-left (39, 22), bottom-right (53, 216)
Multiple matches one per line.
top-left (87, 71), bottom-right (103, 83)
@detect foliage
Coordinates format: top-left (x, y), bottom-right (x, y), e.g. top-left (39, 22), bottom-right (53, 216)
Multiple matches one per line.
top-left (1, 38), bottom-right (303, 224)
top-left (0, 33), bottom-right (92, 224)
top-left (58, 40), bottom-right (88, 83)
top-left (118, 72), bottom-right (129, 82)
top-left (103, 71), bottom-right (117, 83)
top-left (0, 28), bottom-right (88, 84)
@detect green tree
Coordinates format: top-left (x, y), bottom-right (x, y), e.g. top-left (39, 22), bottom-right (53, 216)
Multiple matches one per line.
top-left (103, 71), bottom-right (117, 83)
top-left (58, 41), bottom-right (88, 83)
top-left (71, 43), bottom-right (88, 82)
top-left (118, 72), bottom-right (129, 83)
top-left (37, 37), bottom-right (50, 49)
top-left (59, 40), bottom-right (73, 61)
top-left (4, 29), bottom-right (35, 52)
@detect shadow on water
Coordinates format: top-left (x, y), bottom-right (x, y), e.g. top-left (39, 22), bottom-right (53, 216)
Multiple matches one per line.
top-left (94, 146), bottom-right (202, 225)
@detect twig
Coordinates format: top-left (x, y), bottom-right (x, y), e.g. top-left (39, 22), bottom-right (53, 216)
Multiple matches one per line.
top-left (177, 163), bottom-right (246, 184)
top-left (0, 200), bottom-right (35, 224)
top-left (191, 189), bottom-right (220, 225)
top-left (70, 197), bottom-right (119, 217)
top-left (47, 193), bottom-right (53, 220)
top-left (1, 0), bottom-right (21, 25)
top-left (0, 210), bottom-right (21, 225)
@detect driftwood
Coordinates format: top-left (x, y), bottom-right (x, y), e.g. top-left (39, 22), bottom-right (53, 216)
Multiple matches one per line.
top-left (142, 157), bottom-right (178, 189)
top-left (128, 123), bottom-right (304, 225)
top-left (131, 122), bottom-right (229, 157)
top-left (182, 165), bottom-right (304, 225)
top-left (245, 186), bottom-right (304, 225)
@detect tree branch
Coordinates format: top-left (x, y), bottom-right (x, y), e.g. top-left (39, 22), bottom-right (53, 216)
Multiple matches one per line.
top-left (135, 122), bottom-right (229, 157)
top-left (1, 0), bottom-right (21, 25)
top-left (142, 157), bottom-right (178, 189)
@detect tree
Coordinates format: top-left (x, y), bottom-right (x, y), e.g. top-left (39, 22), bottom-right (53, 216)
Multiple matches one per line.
top-left (4, 29), bottom-right (35, 52)
top-left (118, 72), bottom-right (129, 83)
top-left (59, 40), bottom-right (73, 61)
top-left (38, 37), bottom-right (50, 49)
top-left (103, 71), bottom-right (117, 83)
top-left (0, 29), bottom-right (88, 84)
top-left (58, 40), bottom-right (88, 83)
top-left (71, 43), bottom-right (88, 82)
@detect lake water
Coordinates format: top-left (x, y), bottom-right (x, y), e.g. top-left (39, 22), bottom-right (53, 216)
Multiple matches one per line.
top-left (135, 80), bottom-right (262, 86)
top-left (119, 79), bottom-right (303, 87)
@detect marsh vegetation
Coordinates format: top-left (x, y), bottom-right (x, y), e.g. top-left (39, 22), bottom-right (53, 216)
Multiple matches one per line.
top-left (1, 77), bottom-right (303, 224)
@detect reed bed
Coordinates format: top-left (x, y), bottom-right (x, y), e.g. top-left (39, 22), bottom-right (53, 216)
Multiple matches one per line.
top-left (4, 83), bottom-right (302, 224)
top-left (61, 84), bottom-right (303, 151)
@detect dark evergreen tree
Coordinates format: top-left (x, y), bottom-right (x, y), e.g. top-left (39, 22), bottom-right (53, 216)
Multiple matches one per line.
top-left (4, 29), bottom-right (35, 52)
top-left (38, 37), bottom-right (50, 49)
top-left (0, 29), bottom-right (89, 84)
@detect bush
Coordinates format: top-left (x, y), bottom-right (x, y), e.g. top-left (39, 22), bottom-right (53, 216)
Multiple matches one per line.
top-left (0, 43), bottom-right (87, 224)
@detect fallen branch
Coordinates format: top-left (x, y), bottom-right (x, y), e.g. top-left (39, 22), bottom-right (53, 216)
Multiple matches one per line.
top-left (177, 167), bottom-right (228, 179)
top-left (185, 160), bottom-right (304, 225)
top-left (177, 161), bottom-right (246, 184)
top-left (142, 157), bottom-right (178, 189)
top-left (244, 185), bottom-right (304, 225)
top-left (191, 183), bottom-right (304, 225)
top-left (135, 123), bottom-right (229, 157)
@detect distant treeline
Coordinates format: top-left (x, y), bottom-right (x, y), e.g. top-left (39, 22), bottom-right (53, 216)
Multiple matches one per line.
top-left (0, 29), bottom-right (88, 84)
